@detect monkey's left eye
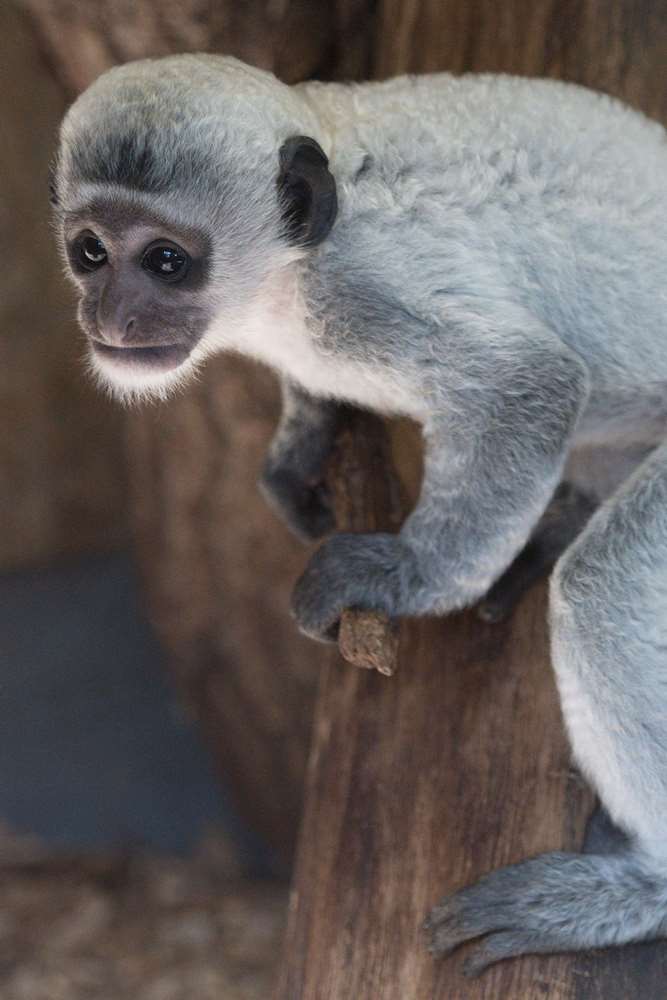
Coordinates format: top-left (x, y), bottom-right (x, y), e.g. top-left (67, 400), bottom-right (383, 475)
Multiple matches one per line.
top-left (142, 242), bottom-right (190, 283)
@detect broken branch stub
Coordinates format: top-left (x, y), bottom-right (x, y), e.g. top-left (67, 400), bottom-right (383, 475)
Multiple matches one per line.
top-left (326, 412), bottom-right (404, 675)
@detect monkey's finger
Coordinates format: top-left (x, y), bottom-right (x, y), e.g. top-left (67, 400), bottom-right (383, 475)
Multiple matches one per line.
top-left (462, 931), bottom-right (544, 976)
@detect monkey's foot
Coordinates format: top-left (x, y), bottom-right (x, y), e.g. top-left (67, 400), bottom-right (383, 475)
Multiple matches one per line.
top-left (425, 855), bottom-right (572, 975)
top-left (425, 850), bottom-right (664, 975)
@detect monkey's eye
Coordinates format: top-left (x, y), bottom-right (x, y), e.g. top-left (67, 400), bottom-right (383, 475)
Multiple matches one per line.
top-left (142, 242), bottom-right (190, 283)
top-left (76, 233), bottom-right (108, 271)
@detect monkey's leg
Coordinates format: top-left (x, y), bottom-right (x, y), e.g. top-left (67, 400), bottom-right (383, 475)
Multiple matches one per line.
top-left (259, 379), bottom-right (348, 542)
top-left (427, 442), bottom-right (667, 973)
top-left (477, 483), bottom-right (597, 622)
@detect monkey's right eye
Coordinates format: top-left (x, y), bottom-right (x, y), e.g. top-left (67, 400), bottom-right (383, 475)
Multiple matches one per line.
top-left (75, 233), bottom-right (108, 271)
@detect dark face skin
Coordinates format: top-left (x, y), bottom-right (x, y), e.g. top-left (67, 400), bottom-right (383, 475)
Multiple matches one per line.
top-left (63, 199), bottom-right (212, 375)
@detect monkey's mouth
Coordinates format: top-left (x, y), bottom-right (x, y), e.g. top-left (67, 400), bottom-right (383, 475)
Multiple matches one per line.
top-left (92, 342), bottom-right (192, 372)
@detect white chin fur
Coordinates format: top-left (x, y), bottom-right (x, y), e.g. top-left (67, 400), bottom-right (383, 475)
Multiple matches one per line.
top-left (85, 346), bottom-right (200, 405)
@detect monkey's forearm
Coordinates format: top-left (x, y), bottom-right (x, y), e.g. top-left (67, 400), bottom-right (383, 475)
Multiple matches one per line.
top-left (402, 325), bottom-right (590, 605)
top-left (259, 379), bottom-right (348, 541)
top-left (292, 325), bottom-right (590, 639)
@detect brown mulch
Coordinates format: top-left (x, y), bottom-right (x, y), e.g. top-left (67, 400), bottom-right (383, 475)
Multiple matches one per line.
top-left (0, 825), bottom-right (286, 1000)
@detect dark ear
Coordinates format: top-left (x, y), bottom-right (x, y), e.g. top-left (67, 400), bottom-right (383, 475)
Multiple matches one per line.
top-left (277, 135), bottom-right (337, 247)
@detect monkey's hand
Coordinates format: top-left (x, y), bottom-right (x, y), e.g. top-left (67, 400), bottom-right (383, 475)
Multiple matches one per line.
top-left (291, 533), bottom-right (422, 641)
top-left (259, 380), bottom-right (345, 543)
top-left (260, 456), bottom-right (335, 543)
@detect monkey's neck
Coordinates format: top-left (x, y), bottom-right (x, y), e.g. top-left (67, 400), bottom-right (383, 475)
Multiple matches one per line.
top-left (218, 262), bottom-right (321, 376)
top-left (217, 262), bottom-right (425, 418)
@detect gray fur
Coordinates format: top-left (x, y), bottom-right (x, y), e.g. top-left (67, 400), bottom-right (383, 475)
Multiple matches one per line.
top-left (425, 852), bottom-right (667, 976)
top-left (478, 482), bottom-right (597, 622)
top-left (54, 54), bottom-right (667, 970)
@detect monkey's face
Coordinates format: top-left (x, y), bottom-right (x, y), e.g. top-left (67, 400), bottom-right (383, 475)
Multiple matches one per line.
top-left (54, 55), bottom-right (337, 401)
top-left (62, 199), bottom-right (215, 399)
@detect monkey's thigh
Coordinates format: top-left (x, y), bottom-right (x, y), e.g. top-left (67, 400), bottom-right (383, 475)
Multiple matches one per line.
top-left (550, 440), bottom-right (667, 858)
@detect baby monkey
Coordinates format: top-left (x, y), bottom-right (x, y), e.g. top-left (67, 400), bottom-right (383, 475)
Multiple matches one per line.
top-left (53, 55), bottom-right (667, 972)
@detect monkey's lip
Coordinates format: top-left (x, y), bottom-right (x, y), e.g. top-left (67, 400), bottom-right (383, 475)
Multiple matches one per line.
top-left (91, 342), bottom-right (192, 372)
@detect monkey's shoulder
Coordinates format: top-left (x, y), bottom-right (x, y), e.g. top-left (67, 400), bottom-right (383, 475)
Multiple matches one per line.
top-left (314, 74), bottom-right (666, 236)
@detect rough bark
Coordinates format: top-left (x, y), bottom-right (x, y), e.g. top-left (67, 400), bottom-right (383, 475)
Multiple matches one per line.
top-left (329, 414), bottom-right (405, 675)
top-left (275, 0), bottom-right (667, 996)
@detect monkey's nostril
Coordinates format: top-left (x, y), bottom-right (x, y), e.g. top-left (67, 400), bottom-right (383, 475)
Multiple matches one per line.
top-left (125, 318), bottom-right (136, 335)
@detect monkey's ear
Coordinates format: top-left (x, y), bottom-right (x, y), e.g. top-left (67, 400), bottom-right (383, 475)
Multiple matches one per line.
top-left (278, 135), bottom-right (337, 247)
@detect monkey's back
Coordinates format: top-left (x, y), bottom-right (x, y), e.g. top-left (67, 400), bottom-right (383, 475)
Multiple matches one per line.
top-left (304, 71), bottom-right (666, 214)
top-left (303, 73), bottom-right (667, 433)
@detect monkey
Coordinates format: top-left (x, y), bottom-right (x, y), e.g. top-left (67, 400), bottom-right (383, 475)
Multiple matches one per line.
top-left (477, 481), bottom-right (597, 623)
top-left (52, 54), bottom-right (667, 971)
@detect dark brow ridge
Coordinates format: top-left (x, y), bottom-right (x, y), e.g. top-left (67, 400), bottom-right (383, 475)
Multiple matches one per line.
top-left (64, 197), bottom-right (211, 254)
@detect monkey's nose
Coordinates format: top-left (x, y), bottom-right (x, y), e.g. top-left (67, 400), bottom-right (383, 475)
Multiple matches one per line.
top-left (96, 316), bottom-right (138, 347)
top-left (117, 317), bottom-right (138, 342)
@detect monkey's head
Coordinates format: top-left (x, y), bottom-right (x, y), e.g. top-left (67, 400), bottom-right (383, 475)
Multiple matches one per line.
top-left (53, 55), bottom-right (337, 402)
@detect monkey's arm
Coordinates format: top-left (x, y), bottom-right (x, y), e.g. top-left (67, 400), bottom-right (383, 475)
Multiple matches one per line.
top-left (292, 312), bottom-right (590, 640)
top-left (259, 379), bottom-right (348, 542)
